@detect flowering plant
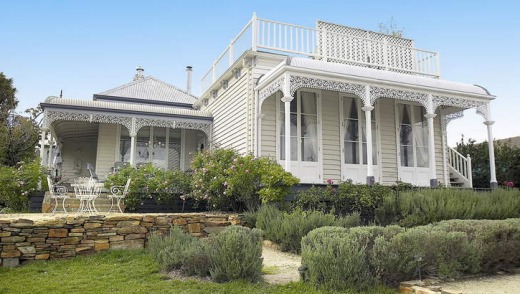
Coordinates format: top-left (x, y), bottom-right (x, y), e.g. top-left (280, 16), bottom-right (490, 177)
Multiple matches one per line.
top-left (190, 148), bottom-right (299, 212)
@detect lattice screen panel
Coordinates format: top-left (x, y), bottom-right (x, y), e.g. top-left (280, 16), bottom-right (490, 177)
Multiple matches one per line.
top-left (316, 21), bottom-right (414, 73)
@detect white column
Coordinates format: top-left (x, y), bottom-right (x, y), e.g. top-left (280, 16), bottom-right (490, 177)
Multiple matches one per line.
top-left (47, 135), bottom-right (54, 168)
top-left (129, 133), bottom-right (136, 166)
top-left (484, 120), bottom-right (498, 188)
top-left (39, 130), bottom-right (47, 166)
top-left (281, 95), bottom-right (293, 172)
top-left (425, 113), bottom-right (438, 187)
top-left (362, 105), bottom-right (375, 185)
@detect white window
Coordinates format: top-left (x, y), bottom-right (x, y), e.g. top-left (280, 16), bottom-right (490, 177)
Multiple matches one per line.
top-left (279, 91), bottom-right (319, 162)
top-left (343, 97), bottom-right (377, 165)
top-left (398, 104), bottom-right (429, 168)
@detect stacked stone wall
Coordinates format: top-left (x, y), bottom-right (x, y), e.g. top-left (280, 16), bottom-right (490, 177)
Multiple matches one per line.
top-left (0, 213), bottom-right (242, 267)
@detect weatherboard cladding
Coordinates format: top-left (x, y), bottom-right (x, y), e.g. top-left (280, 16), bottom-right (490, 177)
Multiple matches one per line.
top-left (97, 76), bottom-right (198, 104)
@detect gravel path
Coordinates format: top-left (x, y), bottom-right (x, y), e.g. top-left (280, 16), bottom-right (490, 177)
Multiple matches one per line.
top-left (437, 272), bottom-right (520, 294)
top-left (261, 243), bottom-right (301, 284)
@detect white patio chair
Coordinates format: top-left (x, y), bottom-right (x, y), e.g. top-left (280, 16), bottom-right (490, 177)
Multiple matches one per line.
top-left (47, 176), bottom-right (69, 213)
top-left (73, 178), bottom-right (101, 213)
top-left (108, 178), bottom-right (131, 213)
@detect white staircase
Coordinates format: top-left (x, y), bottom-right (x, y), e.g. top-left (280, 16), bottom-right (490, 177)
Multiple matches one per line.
top-left (447, 147), bottom-right (473, 188)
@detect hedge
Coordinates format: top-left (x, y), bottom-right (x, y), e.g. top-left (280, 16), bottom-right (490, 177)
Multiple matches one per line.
top-left (301, 219), bottom-right (520, 291)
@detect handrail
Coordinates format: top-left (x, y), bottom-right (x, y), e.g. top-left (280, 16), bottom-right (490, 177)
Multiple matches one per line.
top-left (200, 15), bottom-right (440, 95)
top-left (447, 146), bottom-right (472, 187)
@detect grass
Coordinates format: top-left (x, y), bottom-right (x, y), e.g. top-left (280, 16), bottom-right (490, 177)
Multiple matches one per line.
top-left (261, 265), bottom-right (280, 275)
top-left (0, 250), bottom-right (396, 294)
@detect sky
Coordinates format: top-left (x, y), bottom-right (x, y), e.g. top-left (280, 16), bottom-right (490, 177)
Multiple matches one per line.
top-left (1, 0), bottom-right (519, 146)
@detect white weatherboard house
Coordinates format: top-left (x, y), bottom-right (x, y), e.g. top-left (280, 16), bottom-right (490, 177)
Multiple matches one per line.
top-left (40, 14), bottom-right (498, 188)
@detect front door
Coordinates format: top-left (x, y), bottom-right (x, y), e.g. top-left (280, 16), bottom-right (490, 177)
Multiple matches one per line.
top-left (340, 96), bottom-right (380, 183)
top-left (278, 90), bottom-right (322, 183)
top-left (396, 103), bottom-right (430, 186)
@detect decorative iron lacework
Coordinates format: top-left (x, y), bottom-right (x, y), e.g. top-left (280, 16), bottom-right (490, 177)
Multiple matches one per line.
top-left (444, 111), bottom-right (464, 125)
top-left (369, 86), bottom-right (428, 108)
top-left (289, 75), bottom-right (366, 102)
top-left (476, 103), bottom-right (490, 121)
top-left (259, 76), bottom-right (285, 104)
top-left (432, 95), bottom-right (484, 113)
top-left (43, 111), bottom-right (91, 129)
top-left (44, 110), bottom-right (212, 137)
top-left (134, 118), bottom-right (176, 134)
top-left (176, 121), bottom-right (212, 136)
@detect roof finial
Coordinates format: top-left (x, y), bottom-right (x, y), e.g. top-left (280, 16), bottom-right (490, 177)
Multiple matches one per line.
top-left (134, 66), bottom-right (144, 81)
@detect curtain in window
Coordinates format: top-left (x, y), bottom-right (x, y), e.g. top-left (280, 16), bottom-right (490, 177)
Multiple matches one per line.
top-left (413, 107), bottom-right (429, 167)
top-left (301, 92), bottom-right (318, 162)
top-left (279, 98), bottom-right (298, 161)
top-left (344, 97), bottom-right (359, 164)
top-left (399, 104), bottom-right (414, 167)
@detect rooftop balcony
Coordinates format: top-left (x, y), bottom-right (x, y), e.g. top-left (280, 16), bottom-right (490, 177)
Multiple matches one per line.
top-left (200, 14), bottom-right (440, 95)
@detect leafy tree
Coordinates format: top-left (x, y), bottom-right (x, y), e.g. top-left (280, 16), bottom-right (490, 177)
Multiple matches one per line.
top-left (456, 137), bottom-right (520, 188)
top-left (0, 72), bottom-right (18, 124)
top-left (0, 73), bottom-right (41, 166)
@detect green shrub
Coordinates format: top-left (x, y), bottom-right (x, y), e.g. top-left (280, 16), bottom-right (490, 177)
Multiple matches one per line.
top-left (191, 148), bottom-right (299, 212)
top-left (301, 219), bottom-right (520, 290)
top-left (301, 226), bottom-right (375, 291)
top-left (255, 204), bottom-right (284, 243)
top-left (242, 210), bottom-right (257, 228)
top-left (208, 226), bottom-right (263, 282)
top-left (0, 159), bottom-right (45, 212)
top-left (375, 188), bottom-right (520, 226)
top-left (334, 211), bottom-right (361, 228)
top-left (256, 205), bottom-right (341, 253)
top-left (294, 182), bottom-right (391, 222)
top-left (104, 164), bottom-right (192, 211)
top-left (147, 226), bottom-right (208, 276)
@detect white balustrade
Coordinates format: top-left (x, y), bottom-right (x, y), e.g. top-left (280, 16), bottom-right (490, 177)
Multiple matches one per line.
top-left (200, 15), bottom-right (440, 95)
top-left (447, 146), bottom-right (473, 187)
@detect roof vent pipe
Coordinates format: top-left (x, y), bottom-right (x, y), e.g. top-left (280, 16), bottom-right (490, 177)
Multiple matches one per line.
top-left (133, 66), bottom-right (145, 81)
top-left (186, 66), bottom-right (193, 95)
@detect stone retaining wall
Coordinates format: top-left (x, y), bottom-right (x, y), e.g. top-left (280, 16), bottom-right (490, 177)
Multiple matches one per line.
top-left (0, 213), bottom-right (243, 267)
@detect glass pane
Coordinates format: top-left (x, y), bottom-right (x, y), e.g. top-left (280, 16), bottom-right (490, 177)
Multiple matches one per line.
top-left (400, 145), bottom-right (414, 167)
top-left (119, 127), bottom-right (131, 163)
top-left (280, 114), bottom-right (285, 136)
top-left (345, 141), bottom-right (359, 164)
top-left (400, 124), bottom-right (413, 145)
top-left (301, 92), bottom-right (317, 114)
top-left (291, 137), bottom-right (297, 161)
top-left (152, 127), bottom-right (166, 163)
top-left (302, 138), bottom-right (317, 162)
top-left (280, 136), bottom-right (285, 160)
top-left (136, 127), bottom-right (150, 163)
top-left (345, 119), bottom-right (359, 141)
top-left (400, 104), bottom-right (411, 124)
top-left (371, 121), bottom-right (377, 165)
top-left (168, 128), bottom-right (181, 170)
top-left (280, 136), bottom-right (298, 161)
top-left (290, 114), bottom-right (297, 137)
top-left (290, 96), bottom-right (297, 113)
top-left (416, 147), bottom-right (429, 167)
top-left (301, 114), bottom-right (317, 139)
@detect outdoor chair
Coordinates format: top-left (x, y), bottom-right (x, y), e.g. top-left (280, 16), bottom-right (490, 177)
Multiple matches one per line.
top-left (47, 176), bottom-right (69, 213)
top-left (108, 178), bottom-right (131, 213)
top-left (73, 177), bottom-right (101, 213)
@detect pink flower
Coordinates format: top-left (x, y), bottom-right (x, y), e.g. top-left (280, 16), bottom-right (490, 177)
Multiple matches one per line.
top-left (508, 181), bottom-right (514, 188)
top-left (326, 179), bottom-right (334, 185)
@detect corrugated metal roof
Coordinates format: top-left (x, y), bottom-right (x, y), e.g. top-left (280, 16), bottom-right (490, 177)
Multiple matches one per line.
top-left (97, 76), bottom-right (198, 104)
top-left (43, 97), bottom-right (212, 118)
top-left (262, 57), bottom-right (491, 97)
